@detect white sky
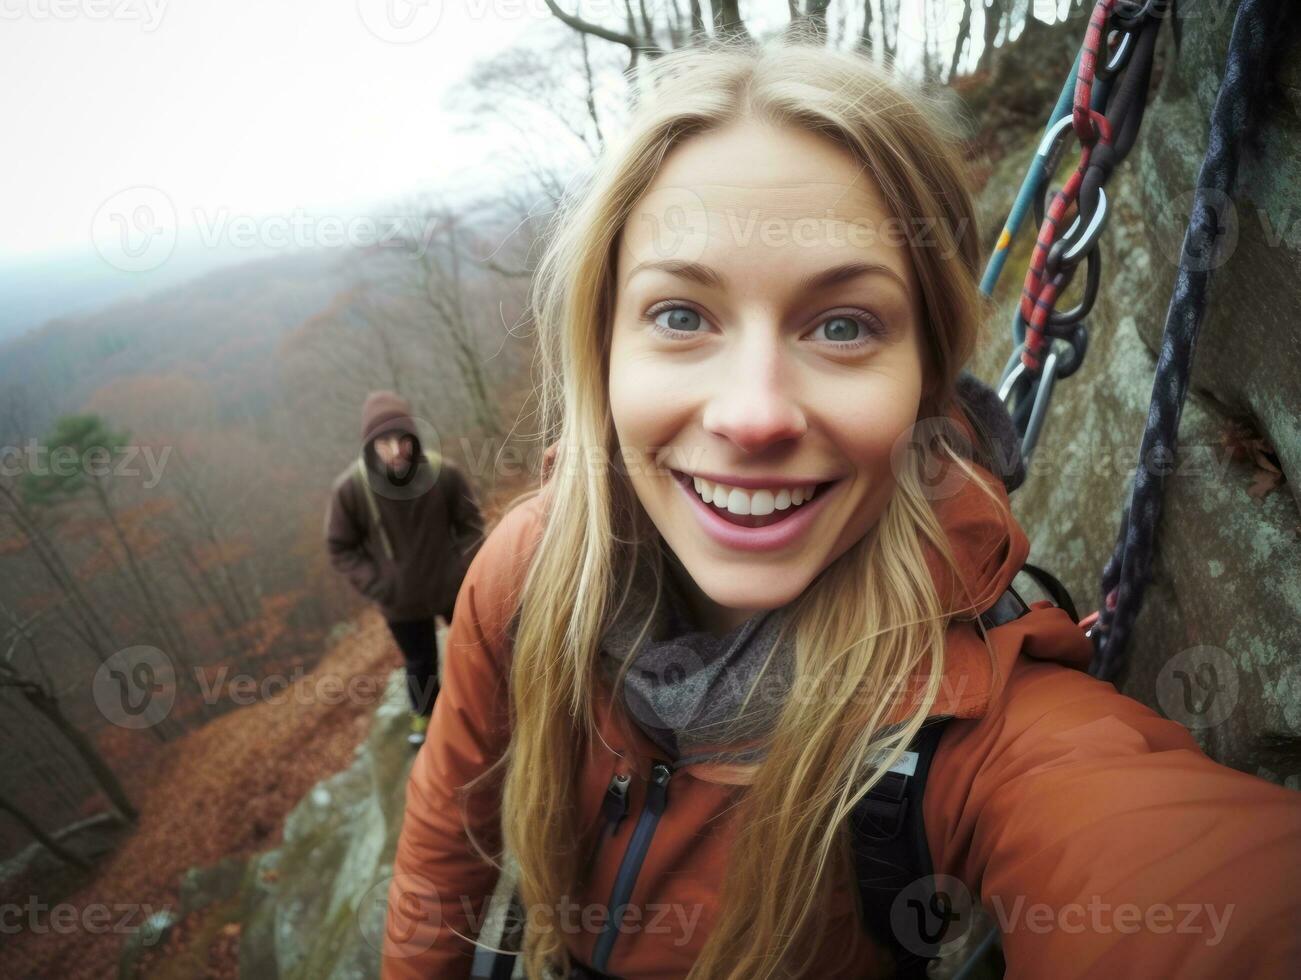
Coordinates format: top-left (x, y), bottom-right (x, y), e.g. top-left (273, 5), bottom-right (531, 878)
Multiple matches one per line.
top-left (0, 0), bottom-right (544, 260)
top-left (0, 1), bottom-right (1066, 264)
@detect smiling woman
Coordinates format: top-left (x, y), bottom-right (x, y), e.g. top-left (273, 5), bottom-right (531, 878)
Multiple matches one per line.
top-left (609, 118), bottom-right (932, 632)
top-left (383, 30), bottom-right (1301, 980)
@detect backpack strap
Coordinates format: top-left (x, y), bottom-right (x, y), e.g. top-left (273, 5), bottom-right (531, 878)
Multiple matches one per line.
top-left (352, 456), bottom-right (395, 560)
top-left (353, 448), bottom-right (439, 561)
top-left (849, 581), bottom-right (1034, 977)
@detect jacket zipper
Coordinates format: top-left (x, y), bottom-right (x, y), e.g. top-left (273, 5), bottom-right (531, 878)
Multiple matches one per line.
top-left (601, 771), bottom-right (632, 833)
top-left (590, 762), bottom-right (673, 973)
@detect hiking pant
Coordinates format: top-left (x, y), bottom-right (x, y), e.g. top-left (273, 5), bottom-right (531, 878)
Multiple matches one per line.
top-left (386, 616), bottom-right (440, 715)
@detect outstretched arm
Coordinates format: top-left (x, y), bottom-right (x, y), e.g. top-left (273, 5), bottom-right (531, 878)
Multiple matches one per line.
top-left (928, 630), bottom-right (1301, 979)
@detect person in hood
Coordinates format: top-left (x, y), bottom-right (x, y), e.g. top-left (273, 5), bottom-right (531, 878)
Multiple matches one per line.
top-left (381, 37), bottom-right (1301, 980)
top-left (325, 390), bottom-right (484, 747)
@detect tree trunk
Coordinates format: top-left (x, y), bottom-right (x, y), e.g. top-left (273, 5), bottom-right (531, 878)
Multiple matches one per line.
top-left (0, 483), bottom-right (120, 662)
top-left (950, 0), bottom-right (975, 79)
top-left (22, 685), bottom-right (138, 822)
top-left (857, 0), bottom-right (874, 56)
top-left (712, 0), bottom-right (750, 41)
top-left (978, 0), bottom-right (1007, 73)
top-left (0, 793), bottom-right (91, 869)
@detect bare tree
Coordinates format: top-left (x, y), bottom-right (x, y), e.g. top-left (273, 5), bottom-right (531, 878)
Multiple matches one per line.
top-left (978, 0), bottom-right (1010, 73)
top-left (881, 0), bottom-right (901, 66)
top-left (0, 479), bottom-right (121, 667)
top-left (1, 607), bottom-right (139, 821)
top-left (950, 0), bottom-right (976, 79)
top-left (857, 0), bottom-right (875, 55)
top-left (0, 793), bottom-right (90, 869)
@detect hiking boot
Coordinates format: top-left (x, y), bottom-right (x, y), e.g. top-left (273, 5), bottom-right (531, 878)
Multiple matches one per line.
top-left (407, 713), bottom-right (429, 748)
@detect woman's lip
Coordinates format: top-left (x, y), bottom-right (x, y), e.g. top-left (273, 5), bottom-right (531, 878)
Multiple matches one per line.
top-left (677, 468), bottom-right (842, 491)
top-left (671, 470), bottom-right (840, 553)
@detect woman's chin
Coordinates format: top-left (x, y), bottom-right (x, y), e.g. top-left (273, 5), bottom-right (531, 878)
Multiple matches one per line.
top-left (678, 557), bottom-right (813, 612)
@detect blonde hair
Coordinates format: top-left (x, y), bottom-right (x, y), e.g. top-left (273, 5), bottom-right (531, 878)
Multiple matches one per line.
top-left (484, 31), bottom-right (1004, 980)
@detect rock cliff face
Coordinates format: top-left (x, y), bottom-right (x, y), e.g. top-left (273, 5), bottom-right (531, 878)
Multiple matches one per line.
top-left (235, 671), bottom-right (413, 979)
top-left (122, 672), bottom-right (418, 980)
top-left (968, 1), bottom-right (1300, 787)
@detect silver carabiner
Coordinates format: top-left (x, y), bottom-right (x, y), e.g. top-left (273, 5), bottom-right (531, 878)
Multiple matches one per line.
top-left (1020, 346), bottom-right (1062, 463)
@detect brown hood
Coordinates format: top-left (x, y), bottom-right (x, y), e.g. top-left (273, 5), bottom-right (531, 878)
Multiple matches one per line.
top-left (360, 390), bottom-right (421, 449)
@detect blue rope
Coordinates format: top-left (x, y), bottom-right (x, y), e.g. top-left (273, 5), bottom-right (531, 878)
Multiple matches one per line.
top-left (1089, 0), bottom-right (1295, 681)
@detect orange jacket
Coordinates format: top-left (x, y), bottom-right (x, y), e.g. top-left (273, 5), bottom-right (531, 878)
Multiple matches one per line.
top-left (383, 474), bottom-right (1301, 979)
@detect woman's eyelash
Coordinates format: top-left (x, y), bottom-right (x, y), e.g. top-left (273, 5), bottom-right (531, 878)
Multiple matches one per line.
top-left (642, 302), bottom-right (885, 348)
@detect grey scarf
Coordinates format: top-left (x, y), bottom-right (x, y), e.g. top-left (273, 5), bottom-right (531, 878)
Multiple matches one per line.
top-left (597, 550), bottom-right (795, 768)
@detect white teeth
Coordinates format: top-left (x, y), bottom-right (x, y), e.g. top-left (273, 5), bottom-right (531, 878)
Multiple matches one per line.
top-left (725, 488), bottom-right (750, 515)
top-left (690, 478), bottom-right (821, 513)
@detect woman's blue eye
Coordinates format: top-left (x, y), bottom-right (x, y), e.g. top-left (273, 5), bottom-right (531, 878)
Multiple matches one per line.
top-left (652, 306), bottom-right (703, 333)
top-left (816, 316), bottom-right (862, 343)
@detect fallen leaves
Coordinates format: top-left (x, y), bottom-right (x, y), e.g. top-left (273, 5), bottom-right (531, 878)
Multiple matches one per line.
top-left (1221, 419), bottom-right (1286, 500)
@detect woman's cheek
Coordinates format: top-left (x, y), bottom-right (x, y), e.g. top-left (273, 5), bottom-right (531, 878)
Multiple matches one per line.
top-left (827, 373), bottom-right (921, 469)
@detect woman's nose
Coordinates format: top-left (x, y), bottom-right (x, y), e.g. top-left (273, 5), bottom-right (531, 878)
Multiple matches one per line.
top-left (700, 344), bottom-right (807, 453)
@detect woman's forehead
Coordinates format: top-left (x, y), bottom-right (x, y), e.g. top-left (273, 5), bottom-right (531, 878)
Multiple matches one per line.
top-left (617, 178), bottom-right (914, 297)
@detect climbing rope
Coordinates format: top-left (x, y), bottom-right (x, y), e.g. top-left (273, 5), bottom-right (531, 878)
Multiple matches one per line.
top-left (1089, 0), bottom-right (1295, 681)
top-left (983, 0), bottom-right (1166, 463)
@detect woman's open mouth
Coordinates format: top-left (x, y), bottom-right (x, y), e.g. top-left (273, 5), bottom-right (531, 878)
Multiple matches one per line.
top-left (669, 469), bottom-right (843, 552)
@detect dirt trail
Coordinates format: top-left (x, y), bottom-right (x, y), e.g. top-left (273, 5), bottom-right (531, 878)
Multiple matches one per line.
top-left (1, 609), bottom-right (399, 980)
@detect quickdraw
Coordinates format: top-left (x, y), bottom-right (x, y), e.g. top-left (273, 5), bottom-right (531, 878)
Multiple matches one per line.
top-left (982, 0), bottom-right (1168, 464)
top-left (982, 0), bottom-right (1293, 685)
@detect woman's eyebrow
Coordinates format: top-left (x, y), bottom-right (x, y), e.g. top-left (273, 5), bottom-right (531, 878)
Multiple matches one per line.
top-left (624, 258), bottom-right (910, 299)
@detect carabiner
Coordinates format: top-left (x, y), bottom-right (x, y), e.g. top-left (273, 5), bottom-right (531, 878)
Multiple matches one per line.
top-left (1097, 28), bottom-right (1135, 81)
top-left (1051, 323), bottom-right (1090, 380)
top-left (1031, 116), bottom-right (1077, 230)
top-left (1047, 242), bottom-right (1102, 326)
top-left (1019, 345), bottom-right (1062, 462)
top-left (1114, 0), bottom-right (1169, 31)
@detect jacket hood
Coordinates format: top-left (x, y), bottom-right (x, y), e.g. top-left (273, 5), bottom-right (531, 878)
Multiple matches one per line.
top-left (360, 390), bottom-right (421, 449)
